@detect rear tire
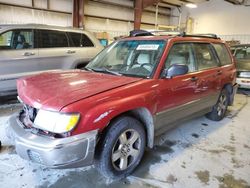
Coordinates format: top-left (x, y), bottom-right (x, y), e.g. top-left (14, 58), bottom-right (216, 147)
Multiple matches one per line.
top-left (95, 116), bottom-right (146, 179)
top-left (206, 89), bottom-right (229, 121)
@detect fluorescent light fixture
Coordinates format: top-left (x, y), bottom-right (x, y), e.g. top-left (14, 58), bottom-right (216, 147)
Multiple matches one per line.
top-left (185, 3), bottom-right (197, 8)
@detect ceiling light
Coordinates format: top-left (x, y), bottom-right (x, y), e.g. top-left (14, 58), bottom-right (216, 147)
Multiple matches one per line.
top-left (185, 3), bottom-right (197, 8)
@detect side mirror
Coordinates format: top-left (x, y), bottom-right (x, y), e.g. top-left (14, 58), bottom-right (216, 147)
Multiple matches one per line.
top-left (163, 64), bottom-right (189, 78)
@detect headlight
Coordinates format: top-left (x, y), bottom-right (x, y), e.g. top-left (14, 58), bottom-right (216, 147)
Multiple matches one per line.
top-left (34, 110), bottom-right (80, 134)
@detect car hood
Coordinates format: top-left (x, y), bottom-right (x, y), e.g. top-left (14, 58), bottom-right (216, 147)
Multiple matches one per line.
top-left (17, 70), bottom-right (142, 111)
top-left (236, 59), bottom-right (250, 71)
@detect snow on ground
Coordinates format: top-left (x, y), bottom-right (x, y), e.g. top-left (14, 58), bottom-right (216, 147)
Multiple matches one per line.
top-left (0, 93), bottom-right (250, 188)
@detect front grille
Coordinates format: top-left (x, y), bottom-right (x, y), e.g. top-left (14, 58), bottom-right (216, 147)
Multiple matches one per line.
top-left (24, 104), bottom-right (37, 122)
top-left (19, 104), bottom-right (37, 129)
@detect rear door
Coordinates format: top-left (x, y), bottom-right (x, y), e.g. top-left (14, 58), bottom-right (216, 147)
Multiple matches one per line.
top-left (212, 43), bottom-right (235, 89)
top-left (191, 43), bottom-right (222, 109)
top-left (0, 29), bottom-right (38, 92)
top-left (67, 32), bottom-right (96, 68)
top-left (37, 29), bottom-right (72, 70)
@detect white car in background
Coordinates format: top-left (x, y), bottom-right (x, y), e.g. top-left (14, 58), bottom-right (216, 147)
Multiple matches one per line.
top-left (0, 24), bottom-right (103, 96)
top-left (232, 44), bottom-right (250, 89)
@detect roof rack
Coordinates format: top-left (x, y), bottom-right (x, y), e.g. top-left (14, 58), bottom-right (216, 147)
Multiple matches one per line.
top-left (129, 30), bottom-right (154, 37)
top-left (178, 32), bottom-right (220, 39)
top-left (129, 29), bottom-right (181, 37)
top-left (129, 30), bottom-right (220, 39)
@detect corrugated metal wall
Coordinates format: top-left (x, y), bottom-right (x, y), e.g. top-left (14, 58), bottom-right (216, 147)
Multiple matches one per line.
top-left (0, 0), bottom-right (171, 39)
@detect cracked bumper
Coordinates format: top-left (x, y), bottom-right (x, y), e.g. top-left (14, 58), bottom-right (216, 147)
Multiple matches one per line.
top-left (7, 114), bottom-right (98, 168)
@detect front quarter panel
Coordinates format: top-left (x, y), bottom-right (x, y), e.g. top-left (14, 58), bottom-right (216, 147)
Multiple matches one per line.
top-left (60, 79), bottom-right (158, 135)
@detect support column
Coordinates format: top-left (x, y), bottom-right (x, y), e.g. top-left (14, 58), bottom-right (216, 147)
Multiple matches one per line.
top-left (73, 0), bottom-right (84, 28)
top-left (134, 0), bottom-right (143, 30)
top-left (134, 0), bottom-right (161, 30)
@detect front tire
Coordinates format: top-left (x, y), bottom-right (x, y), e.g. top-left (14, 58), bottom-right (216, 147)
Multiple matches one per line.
top-left (95, 116), bottom-right (146, 179)
top-left (206, 89), bottom-right (229, 121)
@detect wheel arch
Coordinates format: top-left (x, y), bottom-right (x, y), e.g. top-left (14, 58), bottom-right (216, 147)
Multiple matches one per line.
top-left (100, 107), bottom-right (155, 149)
top-left (129, 108), bottom-right (154, 148)
top-left (222, 83), bottom-right (234, 105)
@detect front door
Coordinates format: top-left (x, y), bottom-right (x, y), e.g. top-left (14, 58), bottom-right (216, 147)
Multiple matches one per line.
top-left (37, 29), bottom-right (71, 70)
top-left (0, 29), bottom-right (38, 92)
top-left (155, 42), bottom-right (200, 134)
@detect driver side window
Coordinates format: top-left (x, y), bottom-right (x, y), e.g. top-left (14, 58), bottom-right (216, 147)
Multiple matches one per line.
top-left (165, 43), bottom-right (196, 72)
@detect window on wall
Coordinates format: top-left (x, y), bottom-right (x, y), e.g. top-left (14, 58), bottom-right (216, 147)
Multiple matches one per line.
top-left (164, 43), bottom-right (196, 72)
top-left (68, 32), bottom-right (94, 47)
top-left (39, 30), bottom-right (68, 48)
top-left (0, 29), bottom-right (33, 50)
top-left (213, 43), bottom-right (232, 66)
top-left (193, 43), bottom-right (218, 70)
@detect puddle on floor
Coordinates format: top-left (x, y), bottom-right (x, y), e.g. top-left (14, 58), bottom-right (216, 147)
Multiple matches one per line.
top-left (215, 173), bottom-right (249, 188)
top-left (195, 170), bottom-right (210, 185)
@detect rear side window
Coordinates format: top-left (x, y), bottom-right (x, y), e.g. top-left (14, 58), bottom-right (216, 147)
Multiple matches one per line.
top-left (39, 30), bottom-right (68, 48)
top-left (68, 32), bottom-right (94, 47)
top-left (82, 34), bottom-right (94, 47)
top-left (213, 43), bottom-right (232, 66)
top-left (193, 43), bottom-right (218, 70)
top-left (165, 43), bottom-right (196, 72)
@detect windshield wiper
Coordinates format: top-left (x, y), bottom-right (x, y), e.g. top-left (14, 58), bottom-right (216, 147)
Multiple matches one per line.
top-left (82, 67), bottom-right (94, 72)
top-left (119, 72), bottom-right (148, 78)
top-left (91, 67), bottom-right (122, 76)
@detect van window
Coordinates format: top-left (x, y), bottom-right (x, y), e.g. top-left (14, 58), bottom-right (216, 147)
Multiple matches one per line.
top-left (165, 43), bottom-right (196, 72)
top-left (193, 43), bottom-right (218, 70)
top-left (68, 32), bottom-right (94, 47)
top-left (82, 34), bottom-right (94, 47)
top-left (0, 29), bottom-right (33, 50)
top-left (213, 43), bottom-right (232, 66)
top-left (39, 30), bottom-right (68, 48)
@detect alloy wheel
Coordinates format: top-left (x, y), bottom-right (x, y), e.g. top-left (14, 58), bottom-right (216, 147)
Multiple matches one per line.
top-left (111, 129), bottom-right (141, 171)
top-left (217, 94), bottom-right (227, 116)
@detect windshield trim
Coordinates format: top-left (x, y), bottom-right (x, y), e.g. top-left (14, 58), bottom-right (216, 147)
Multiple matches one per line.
top-left (148, 39), bottom-right (168, 78)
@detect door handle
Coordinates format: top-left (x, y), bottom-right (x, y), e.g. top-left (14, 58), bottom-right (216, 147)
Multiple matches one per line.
top-left (23, 52), bottom-right (35, 56)
top-left (190, 76), bottom-right (198, 82)
top-left (217, 70), bottom-right (222, 76)
top-left (66, 50), bottom-right (76, 54)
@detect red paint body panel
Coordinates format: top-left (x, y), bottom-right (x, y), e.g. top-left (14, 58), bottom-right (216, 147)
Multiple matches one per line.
top-left (17, 70), bottom-right (141, 111)
top-left (61, 79), bottom-right (159, 135)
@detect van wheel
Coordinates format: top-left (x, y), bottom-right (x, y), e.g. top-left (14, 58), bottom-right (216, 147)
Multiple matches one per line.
top-left (206, 89), bottom-right (229, 121)
top-left (95, 116), bottom-right (146, 179)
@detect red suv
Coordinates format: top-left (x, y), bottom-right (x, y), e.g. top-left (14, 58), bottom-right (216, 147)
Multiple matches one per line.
top-left (8, 31), bottom-right (237, 179)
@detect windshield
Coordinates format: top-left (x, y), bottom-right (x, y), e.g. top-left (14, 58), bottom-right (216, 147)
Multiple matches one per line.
top-left (234, 46), bottom-right (250, 60)
top-left (86, 40), bottom-right (166, 78)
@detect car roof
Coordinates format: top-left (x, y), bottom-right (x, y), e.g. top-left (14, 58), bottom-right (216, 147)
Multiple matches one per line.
top-left (0, 23), bottom-right (87, 33)
top-left (119, 35), bottom-right (224, 43)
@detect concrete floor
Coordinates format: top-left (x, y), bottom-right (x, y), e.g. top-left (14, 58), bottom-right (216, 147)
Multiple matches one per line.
top-left (0, 91), bottom-right (250, 188)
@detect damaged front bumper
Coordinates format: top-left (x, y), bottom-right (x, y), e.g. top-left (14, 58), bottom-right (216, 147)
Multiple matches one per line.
top-left (7, 114), bottom-right (98, 168)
